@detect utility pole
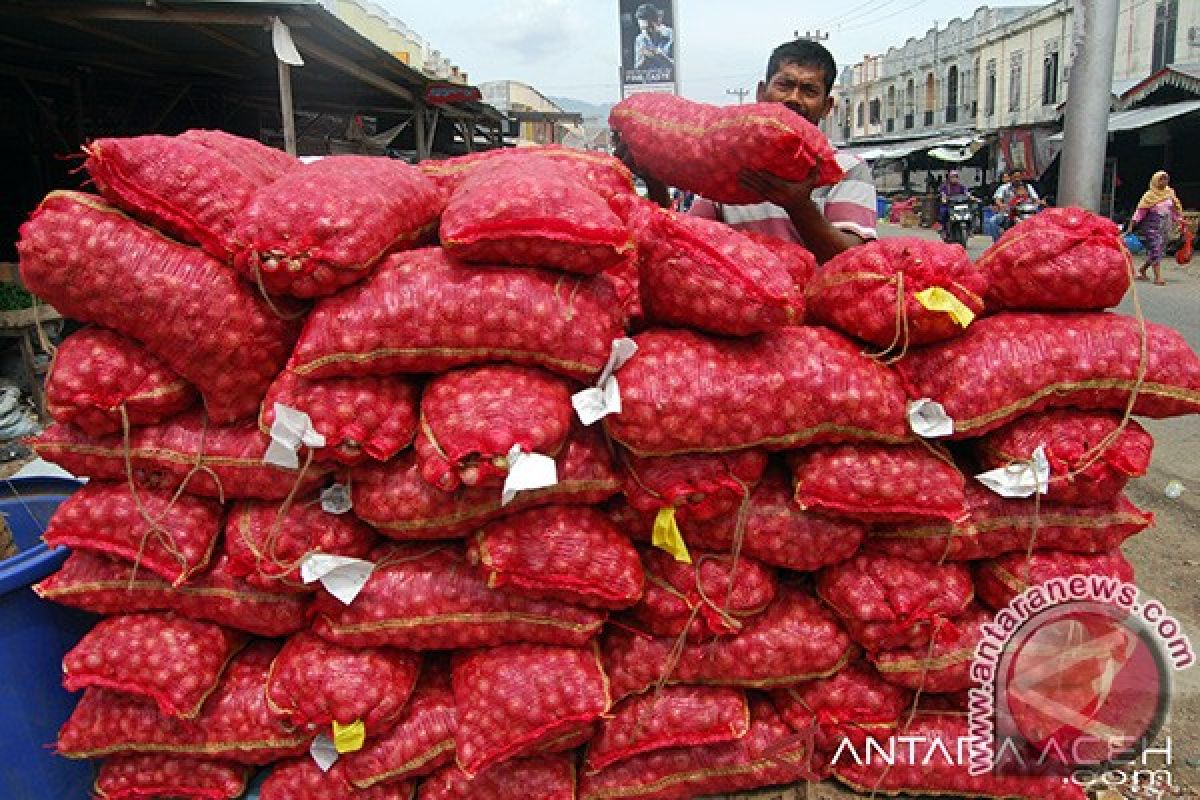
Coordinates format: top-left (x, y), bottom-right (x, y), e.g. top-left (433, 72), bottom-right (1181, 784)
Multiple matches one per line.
top-left (1058, 0), bottom-right (1119, 211)
top-left (726, 87), bottom-right (750, 104)
top-left (794, 29), bottom-right (829, 43)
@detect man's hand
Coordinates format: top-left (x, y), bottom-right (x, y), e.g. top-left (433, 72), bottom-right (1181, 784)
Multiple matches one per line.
top-left (613, 135), bottom-right (671, 208)
top-left (737, 166), bottom-right (820, 211)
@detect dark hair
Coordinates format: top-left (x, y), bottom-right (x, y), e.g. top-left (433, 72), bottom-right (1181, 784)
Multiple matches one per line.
top-left (635, 3), bottom-right (662, 21)
top-left (766, 39), bottom-right (837, 95)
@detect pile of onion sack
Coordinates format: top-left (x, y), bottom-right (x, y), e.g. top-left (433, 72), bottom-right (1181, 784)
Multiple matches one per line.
top-left (17, 119), bottom-right (1199, 800)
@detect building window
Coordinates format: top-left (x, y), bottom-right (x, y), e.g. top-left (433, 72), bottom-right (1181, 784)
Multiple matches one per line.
top-left (1043, 43), bottom-right (1060, 105)
top-left (1008, 52), bottom-right (1023, 112)
top-left (869, 98), bottom-right (882, 125)
top-left (886, 85), bottom-right (896, 130)
top-left (1153, 0), bottom-right (1179, 71)
top-left (946, 65), bottom-right (959, 123)
top-left (985, 59), bottom-right (997, 116)
top-left (905, 79), bottom-right (915, 128)
top-left (857, 101), bottom-right (865, 128)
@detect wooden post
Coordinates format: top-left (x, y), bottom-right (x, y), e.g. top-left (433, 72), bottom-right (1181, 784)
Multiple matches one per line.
top-left (277, 59), bottom-right (297, 156)
top-left (414, 100), bottom-right (426, 163)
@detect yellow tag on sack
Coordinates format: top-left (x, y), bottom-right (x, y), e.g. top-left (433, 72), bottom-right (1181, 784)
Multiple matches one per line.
top-left (652, 507), bottom-right (692, 564)
top-left (332, 719), bottom-right (366, 754)
top-left (914, 287), bottom-right (976, 328)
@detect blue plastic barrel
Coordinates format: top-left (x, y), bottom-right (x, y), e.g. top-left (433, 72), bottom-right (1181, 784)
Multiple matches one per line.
top-left (876, 196), bottom-right (891, 220)
top-left (0, 476), bottom-right (94, 800)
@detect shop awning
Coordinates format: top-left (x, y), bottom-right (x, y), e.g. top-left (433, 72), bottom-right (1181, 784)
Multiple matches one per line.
top-left (1047, 100), bottom-right (1200, 141)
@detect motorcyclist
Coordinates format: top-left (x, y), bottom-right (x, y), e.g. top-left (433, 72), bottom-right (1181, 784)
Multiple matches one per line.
top-left (938, 170), bottom-right (970, 240)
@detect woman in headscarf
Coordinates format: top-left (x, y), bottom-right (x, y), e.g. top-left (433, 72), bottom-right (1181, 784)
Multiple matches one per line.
top-left (1128, 170), bottom-right (1184, 285)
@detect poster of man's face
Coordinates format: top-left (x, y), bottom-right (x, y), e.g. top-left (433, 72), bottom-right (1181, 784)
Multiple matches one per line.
top-left (620, 0), bottom-right (675, 88)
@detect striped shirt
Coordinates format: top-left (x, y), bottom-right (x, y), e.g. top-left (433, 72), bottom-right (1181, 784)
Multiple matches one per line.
top-left (689, 150), bottom-right (878, 245)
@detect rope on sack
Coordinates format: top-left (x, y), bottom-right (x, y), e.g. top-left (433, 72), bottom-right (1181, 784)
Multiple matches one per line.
top-left (252, 259), bottom-right (309, 321)
top-left (31, 296), bottom-right (58, 359)
top-left (865, 273), bottom-right (913, 365)
top-left (721, 475), bottom-right (754, 616)
top-left (248, 447), bottom-right (316, 584)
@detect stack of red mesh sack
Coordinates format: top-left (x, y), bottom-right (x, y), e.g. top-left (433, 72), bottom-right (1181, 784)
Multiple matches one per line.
top-left (18, 125), bottom-right (1199, 800)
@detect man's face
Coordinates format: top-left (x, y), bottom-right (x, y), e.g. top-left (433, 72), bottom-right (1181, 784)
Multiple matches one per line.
top-left (638, 16), bottom-right (660, 34)
top-left (757, 61), bottom-right (833, 127)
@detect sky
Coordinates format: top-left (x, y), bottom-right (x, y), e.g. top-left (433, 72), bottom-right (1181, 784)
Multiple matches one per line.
top-left (382, 0), bottom-right (1048, 106)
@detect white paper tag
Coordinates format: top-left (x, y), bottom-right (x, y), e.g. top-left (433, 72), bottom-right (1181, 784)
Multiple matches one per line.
top-left (975, 445), bottom-right (1051, 498)
top-left (320, 484), bottom-right (353, 515)
top-left (907, 398), bottom-right (955, 438)
top-left (310, 733), bottom-right (338, 772)
top-left (572, 338), bottom-right (638, 426)
top-left (300, 554), bottom-right (375, 605)
top-left (264, 403), bottom-right (326, 469)
top-left (500, 444), bottom-right (558, 507)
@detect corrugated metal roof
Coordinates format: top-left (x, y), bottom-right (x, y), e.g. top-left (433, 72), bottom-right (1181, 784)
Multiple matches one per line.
top-left (1047, 100), bottom-right (1200, 141)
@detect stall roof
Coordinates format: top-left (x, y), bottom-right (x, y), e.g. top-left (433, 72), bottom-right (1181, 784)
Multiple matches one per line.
top-left (1047, 100), bottom-right (1200, 141)
top-left (843, 133), bottom-right (975, 162)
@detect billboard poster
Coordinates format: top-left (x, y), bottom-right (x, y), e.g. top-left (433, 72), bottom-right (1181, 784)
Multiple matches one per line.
top-left (619, 0), bottom-right (677, 95)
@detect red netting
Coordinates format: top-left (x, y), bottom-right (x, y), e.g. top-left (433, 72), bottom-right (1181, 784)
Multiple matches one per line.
top-left (33, 412), bottom-right (331, 500)
top-left (585, 686), bottom-right (750, 773)
top-left (740, 229), bottom-right (819, 289)
top-left (34, 551), bottom-right (311, 638)
top-left (979, 207), bottom-right (1130, 311)
top-left (231, 155), bottom-right (445, 298)
top-left (260, 371), bottom-right (419, 465)
top-left (893, 312), bottom-right (1200, 438)
top-left (789, 442), bottom-right (968, 524)
top-left (609, 94), bottom-right (843, 204)
top-left (57, 642), bottom-right (310, 764)
top-left (467, 506), bottom-right (643, 610)
top-left (260, 757), bottom-right (413, 800)
top-left (452, 642), bottom-right (610, 777)
top-left (289, 247), bottom-right (625, 382)
top-left (974, 549), bottom-right (1136, 610)
top-left (46, 328), bottom-right (196, 435)
top-left (577, 696), bottom-right (821, 800)
top-left (44, 480), bottom-right (223, 585)
top-left (629, 548), bottom-right (776, 639)
top-left (420, 145), bottom-right (635, 201)
top-left (606, 327), bottom-right (911, 456)
top-left (870, 604), bottom-right (992, 694)
top-left (351, 424), bottom-right (619, 539)
top-left (620, 199), bottom-right (805, 335)
top-left (415, 365), bottom-right (572, 492)
top-left (94, 755), bottom-right (249, 800)
top-left (441, 160), bottom-right (633, 274)
top-left (63, 612), bottom-right (244, 718)
top-left (17, 192), bottom-right (301, 424)
top-left (976, 410), bottom-right (1154, 504)
top-left (310, 543), bottom-right (607, 649)
top-left (603, 586), bottom-right (852, 699)
top-left (84, 132), bottom-right (296, 263)
top-left (805, 237), bottom-right (988, 348)
top-left (265, 631), bottom-right (420, 738)
top-left (419, 755), bottom-right (576, 800)
top-left (224, 500), bottom-right (378, 592)
top-left (867, 484), bottom-right (1154, 562)
top-left (817, 552), bottom-right (974, 652)
top-left (622, 449), bottom-right (767, 524)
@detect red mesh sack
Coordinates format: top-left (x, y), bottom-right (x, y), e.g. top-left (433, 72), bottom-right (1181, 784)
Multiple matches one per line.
top-left (419, 755), bottom-right (576, 800)
top-left (832, 712), bottom-right (1086, 800)
top-left (58, 641), bottom-right (310, 764)
top-left (46, 328), bottom-right (195, 435)
top-left (578, 695), bottom-right (820, 800)
top-left (974, 549), bottom-right (1135, 610)
top-left (261, 757), bottom-right (413, 800)
top-left (622, 449), bottom-right (767, 523)
top-left (817, 552), bottom-right (974, 651)
top-left (224, 500), bottom-right (378, 592)
top-left (310, 543), bottom-right (606, 649)
top-left (466, 506), bottom-right (643, 610)
top-left (603, 586), bottom-right (852, 699)
top-left (609, 93), bottom-right (843, 204)
top-left (610, 467), bottom-right (866, 572)
top-left (866, 483), bottom-right (1154, 562)
top-left (620, 199), bottom-right (805, 335)
top-left (18, 192), bottom-right (301, 424)
top-left (441, 160), bottom-right (634, 274)
top-left (607, 326), bottom-right (910, 456)
top-left (84, 132), bottom-right (296, 262)
top-left (893, 312), bottom-right (1200, 438)
top-left (232, 155), bottom-right (445, 298)
top-left (741, 229), bottom-right (819, 288)
top-left (63, 612), bottom-right (243, 718)
top-left (629, 548), bottom-right (776, 639)
top-left (34, 551), bottom-right (310, 637)
top-left (44, 481), bottom-right (222, 586)
top-left (420, 144), bottom-right (635, 200)
top-left (789, 442), bottom-right (968, 524)
top-left (585, 686), bottom-right (750, 773)
top-left (452, 642), bottom-right (610, 777)
top-left (94, 755), bottom-right (249, 800)
top-left (415, 365), bottom-right (572, 492)
top-left (265, 631), bottom-right (420, 739)
top-left (289, 247), bottom-right (625, 382)
top-left (771, 661), bottom-right (912, 756)
top-left (979, 206), bottom-right (1130, 311)
top-left (975, 410), bottom-right (1154, 505)
top-left (870, 604), bottom-right (991, 694)
top-left (32, 412), bottom-right (331, 500)
top-left (352, 424), bottom-right (619, 539)
top-left (260, 371), bottom-right (419, 465)
top-left (341, 670), bottom-right (458, 789)
top-left (805, 237), bottom-right (988, 348)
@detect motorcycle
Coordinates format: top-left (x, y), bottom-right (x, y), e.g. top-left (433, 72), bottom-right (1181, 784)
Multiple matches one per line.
top-left (1007, 199), bottom-right (1040, 228)
top-left (943, 194), bottom-right (975, 247)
